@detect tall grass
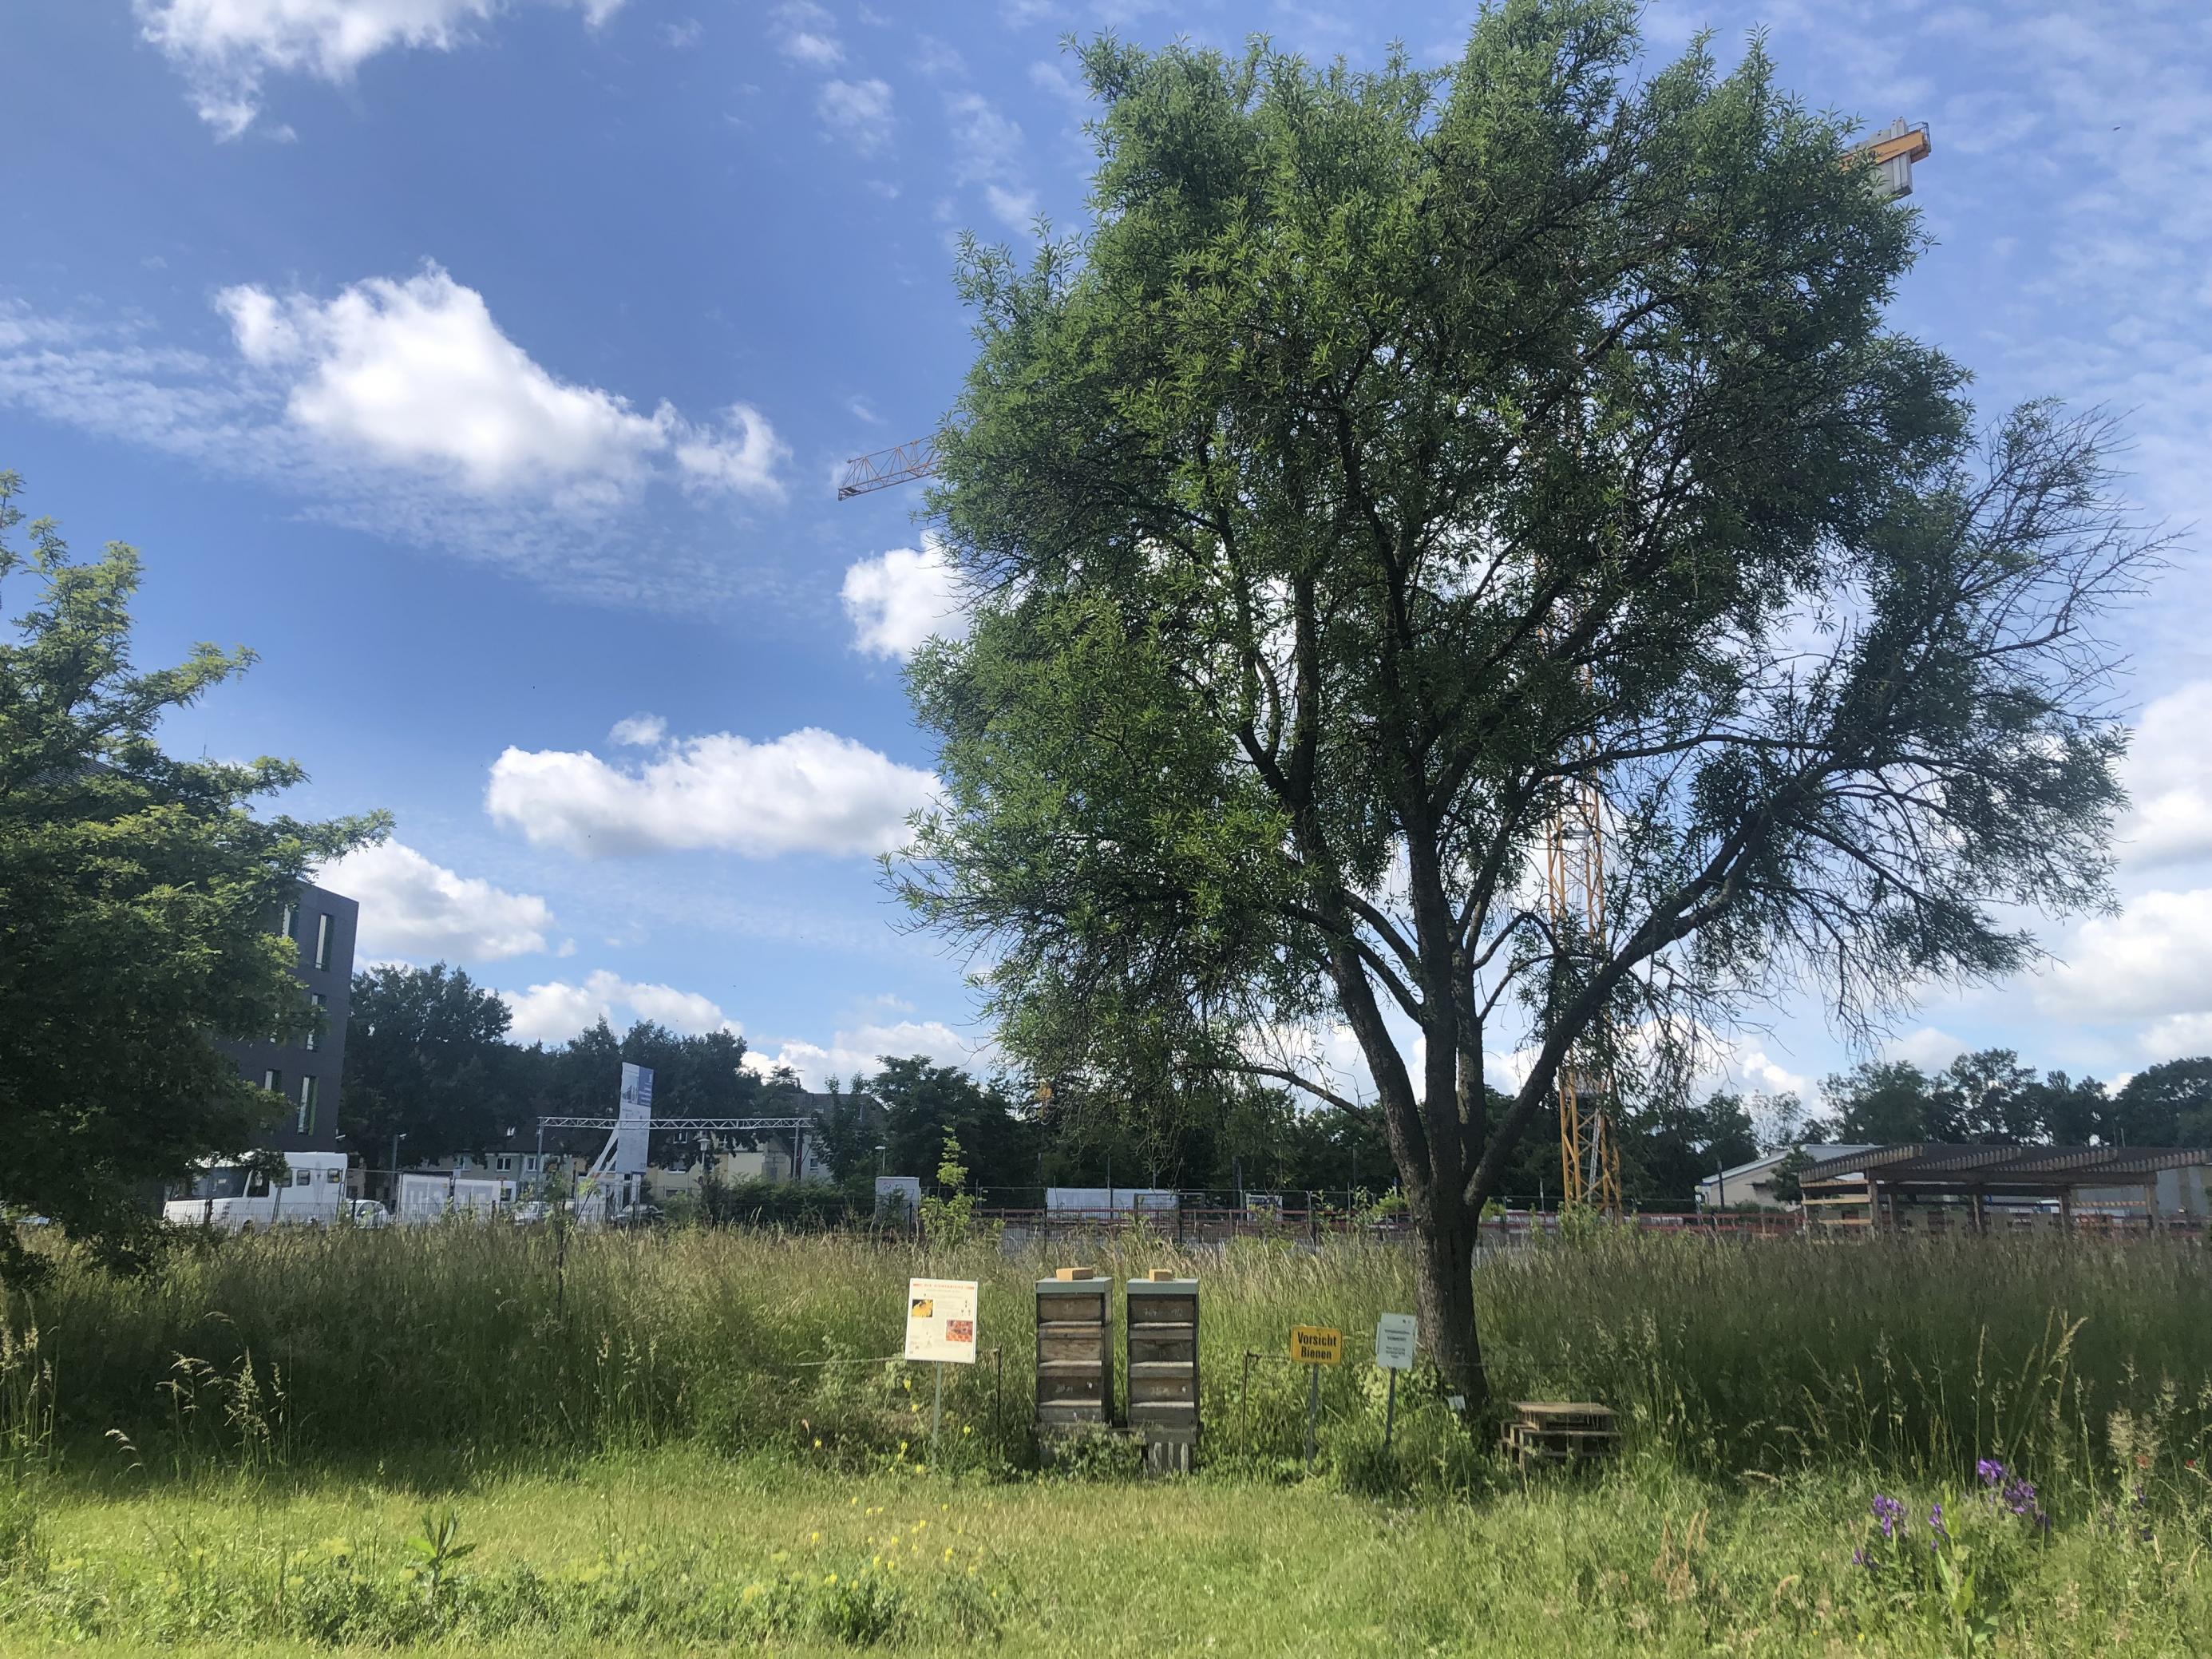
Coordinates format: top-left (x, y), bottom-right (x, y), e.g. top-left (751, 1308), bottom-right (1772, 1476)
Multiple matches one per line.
top-left (6, 1225), bottom-right (2206, 1491)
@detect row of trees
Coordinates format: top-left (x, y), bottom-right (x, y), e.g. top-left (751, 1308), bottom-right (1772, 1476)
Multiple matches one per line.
top-left (342, 966), bottom-right (2212, 1218)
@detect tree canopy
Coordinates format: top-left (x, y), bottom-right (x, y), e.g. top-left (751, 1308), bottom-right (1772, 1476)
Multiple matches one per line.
top-left (896, 0), bottom-right (2155, 1401)
top-left (0, 471), bottom-right (383, 1278)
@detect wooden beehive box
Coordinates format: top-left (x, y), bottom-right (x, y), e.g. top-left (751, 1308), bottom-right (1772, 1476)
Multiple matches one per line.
top-left (1035, 1272), bottom-right (1113, 1439)
top-left (1500, 1401), bottom-right (1617, 1470)
top-left (1126, 1274), bottom-right (1199, 1474)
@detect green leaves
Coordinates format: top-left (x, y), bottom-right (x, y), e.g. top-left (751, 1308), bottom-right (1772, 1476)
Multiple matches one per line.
top-left (0, 472), bottom-right (386, 1277)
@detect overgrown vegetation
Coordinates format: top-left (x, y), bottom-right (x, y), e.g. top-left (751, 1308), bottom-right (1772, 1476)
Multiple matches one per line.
top-left (5, 1229), bottom-right (2208, 1651)
top-left (7, 1229), bottom-right (2206, 1491)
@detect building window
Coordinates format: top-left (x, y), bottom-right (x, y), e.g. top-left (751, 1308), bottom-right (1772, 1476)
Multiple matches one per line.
top-left (293, 1170), bottom-right (312, 1187)
top-left (314, 913), bottom-right (334, 971)
top-left (279, 900), bottom-right (298, 939)
top-left (324, 1170), bottom-right (342, 1183)
top-left (496, 1154), bottom-right (514, 1173)
top-left (305, 992), bottom-right (326, 1052)
top-left (524, 1155), bottom-right (539, 1174)
top-left (262, 1068), bottom-right (282, 1094)
top-left (296, 1075), bottom-right (319, 1134)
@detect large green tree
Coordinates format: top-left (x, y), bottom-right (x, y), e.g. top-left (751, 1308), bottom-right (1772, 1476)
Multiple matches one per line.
top-left (339, 964), bottom-right (522, 1166)
top-left (0, 473), bottom-right (382, 1278)
top-left (896, 5), bottom-right (2151, 1406)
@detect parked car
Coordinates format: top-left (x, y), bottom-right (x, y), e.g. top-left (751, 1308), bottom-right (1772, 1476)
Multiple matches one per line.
top-left (510, 1200), bottom-right (553, 1226)
top-left (608, 1202), bottom-right (665, 1230)
top-left (342, 1198), bottom-right (392, 1229)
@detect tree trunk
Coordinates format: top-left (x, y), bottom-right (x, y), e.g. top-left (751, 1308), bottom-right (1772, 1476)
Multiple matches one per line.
top-left (1410, 1184), bottom-right (1486, 1417)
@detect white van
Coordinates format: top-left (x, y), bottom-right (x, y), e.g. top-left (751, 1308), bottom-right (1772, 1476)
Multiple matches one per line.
top-left (164, 1151), bottom-right (352, 1231)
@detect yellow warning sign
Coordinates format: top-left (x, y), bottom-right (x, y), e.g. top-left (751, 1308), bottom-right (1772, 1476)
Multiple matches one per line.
top-left (1289, 1325), bottom-right (1343, 1366)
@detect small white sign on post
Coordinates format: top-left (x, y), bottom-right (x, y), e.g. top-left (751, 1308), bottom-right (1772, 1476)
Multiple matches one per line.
top-left (904, 1277), bottom-right (979, 1365)
top-left (1374, 1312), bottom-right (1419, 1371)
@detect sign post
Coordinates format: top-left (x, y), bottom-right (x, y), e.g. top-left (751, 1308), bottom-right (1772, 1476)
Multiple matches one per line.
top-left (904, 1277), bottom-right (979, 1456)
top-left (1289, 1325), bottom-right (1343, 1468)
top-left (1373, 1313), bottom-right (1417, 1450)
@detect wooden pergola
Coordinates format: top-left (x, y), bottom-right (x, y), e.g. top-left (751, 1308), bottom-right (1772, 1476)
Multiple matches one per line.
top-left (1796, 1143), bottom-right (2212, 1233)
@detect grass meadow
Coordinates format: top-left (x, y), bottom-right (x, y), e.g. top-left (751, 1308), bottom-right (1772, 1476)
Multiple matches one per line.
top-left (3, 1225), bottom-right (2209, 1653)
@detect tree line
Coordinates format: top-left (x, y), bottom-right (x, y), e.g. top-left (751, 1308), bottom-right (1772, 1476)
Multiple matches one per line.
top-left (342, 964), bottom-right (2212, 1216)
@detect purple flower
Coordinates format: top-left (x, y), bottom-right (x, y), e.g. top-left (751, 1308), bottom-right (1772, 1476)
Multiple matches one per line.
top-left (1977, 1459), bottom-right (2006, 1487)
top-left (1851, 1547), bottom-right (1870, 1570)
top-left (1929, 1502), bottom-right (1949, 1546)
top-left (1871, 1495), bottom-right (1905, 1538)
top-left (2001, 1475), bottom-right (2038, 1517)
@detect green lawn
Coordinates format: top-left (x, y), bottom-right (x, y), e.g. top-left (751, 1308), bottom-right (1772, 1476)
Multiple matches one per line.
top-left (6, 1455), bottom-right (2207, 1656)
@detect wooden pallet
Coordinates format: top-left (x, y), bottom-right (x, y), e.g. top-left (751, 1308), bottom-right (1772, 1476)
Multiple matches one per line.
top-left (1500, 1401), bottom-right (1618, 1470)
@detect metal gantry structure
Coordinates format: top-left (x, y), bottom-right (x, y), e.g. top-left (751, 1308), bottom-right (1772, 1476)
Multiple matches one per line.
top-left (837, 121), bottom-right (1933, 1224)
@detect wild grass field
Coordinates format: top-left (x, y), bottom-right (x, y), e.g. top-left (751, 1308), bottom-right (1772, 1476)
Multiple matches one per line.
top-left (3, 1226), bottom-right (2209, 1653)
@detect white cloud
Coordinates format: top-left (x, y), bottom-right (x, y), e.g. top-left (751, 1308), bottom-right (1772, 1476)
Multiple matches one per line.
top-left (608, 713), bottom-right (667, 746)
top-left (817, 78), bottom-right (895, 156)
top-left (2118, 680), bottom-right (2212, 869)
top-left (0, 297), bottom-right (797, 613)
top-left (743, 1016), bottom-right (979, 1089)
top-left (659, 18), bottom-right (702, 47)
top-left (216, 265), bottom-right (785, 503)
top-left (946, 92), bottom-right (1038, 230)
top-left (1880, 1026), bottom-right (1969, 1073)
top-left (770, 0), bottom-right (842, 65)
top-left (2139, 1012), bottom-right (2212, 1062)
top-left (136, 0), bottom-right (626, 137)
top-left (841, 537), bottom-right (968, 658)
top-left (2038, 888), bottom-right (2212, 1023)
top-left (320, 839), bottom-right (556, 962)
top-left (485, 723), bottom-right (936, 858)
top-left (500, 968), bottom-right (737, 1044)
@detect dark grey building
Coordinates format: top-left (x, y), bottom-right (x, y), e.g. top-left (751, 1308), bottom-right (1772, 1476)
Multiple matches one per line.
top-left (215, 881), bottom-right (357, 1155)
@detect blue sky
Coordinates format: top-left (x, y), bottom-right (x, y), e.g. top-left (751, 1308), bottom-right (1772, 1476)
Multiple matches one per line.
top-left (4, 0), bottom-right (2208, 1114)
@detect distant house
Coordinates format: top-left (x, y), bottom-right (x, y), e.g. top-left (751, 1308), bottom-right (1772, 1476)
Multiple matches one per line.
top-left (1696, 1145), bottom-right (1881, 1211)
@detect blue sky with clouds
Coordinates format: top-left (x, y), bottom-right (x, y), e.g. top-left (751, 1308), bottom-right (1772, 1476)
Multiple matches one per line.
top-left (4, 0), bottom-right (2208, 1110)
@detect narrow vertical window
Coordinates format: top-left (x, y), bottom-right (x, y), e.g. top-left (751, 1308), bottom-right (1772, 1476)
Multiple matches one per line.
top-left (297, 1075), bottom-right (319, 1134)
top-left (306, 992), bottom-right (326, 1052)
top-left (314, 913), bottom-right (334, 971)
top-left (263, 1068), bottom-right (282, 1093)
top-left (279, 900), bottom-right (298, 939)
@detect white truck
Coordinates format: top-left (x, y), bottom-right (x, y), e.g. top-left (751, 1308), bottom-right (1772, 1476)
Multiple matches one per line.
top-left (164, 1151), bottom-right (354, 1231)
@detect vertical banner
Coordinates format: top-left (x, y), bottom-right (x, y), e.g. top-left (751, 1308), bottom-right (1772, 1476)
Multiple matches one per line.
top-left (615, 1063), bottom-right (654, 1175)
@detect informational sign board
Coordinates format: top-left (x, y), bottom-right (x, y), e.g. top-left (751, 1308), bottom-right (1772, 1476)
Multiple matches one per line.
top-left (615, 1063), bottom-right (653, 1175)
top-left (904, 1277), bottom-right (979, 1364)
top-left (1289, 1324), bottom-right (1343, 1366)
top-left (1374, 1313), bottom-right (1418, 1371)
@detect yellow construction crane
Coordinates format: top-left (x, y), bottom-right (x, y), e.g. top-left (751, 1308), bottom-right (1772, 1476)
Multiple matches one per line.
top-left (838, 118), bottom-right (1933, 1222)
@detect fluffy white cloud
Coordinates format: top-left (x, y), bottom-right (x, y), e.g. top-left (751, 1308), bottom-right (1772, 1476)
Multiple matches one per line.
top-left (841, 537), bottom-right (967, 658)
top-left (1881, 1026), bottom-right (1971, 1073)
top-left (742, 1017), bottom-right (977, 1090)
top-left (136, 0), bottom-right (626, 137)
top-left (947, 92), bottom-right (1038, 230)
top-left (321, 839), bottom-right (556, 962)
top-left (769, 0), bottom-right (841, 65)
top-left (2119, 680), bottom-right (2212, 869)
top-left (217, 266), bottom-right (785, 501)
top-left (817, 78), bottom-right (894, 156)
top-left (486, 722), bottom-right (936, 857)
top-left (608, 713), bottom-right (666, 746)
top-left (501, 968), bottom-right (736, 1044)
top-left (2039, 888), bottom-right (2212, 1022)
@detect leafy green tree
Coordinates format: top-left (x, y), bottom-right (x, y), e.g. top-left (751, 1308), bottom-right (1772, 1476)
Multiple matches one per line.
top-left (0, 473), bottom-right (382, 1277)
top-left (2112, 1059), bottom-right (2212, 1147)
top-left (339, 964), bottom-right (521, 1166)
top-left (1822, 1060), bottom-right (1940, 1142)
top-left (1620, 1089), bottom-right (1760, 1209)
top-left (896, 6), bottom-right (2149, 1405)
top-left (835, 1056), bottom-right (1039, 1195)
